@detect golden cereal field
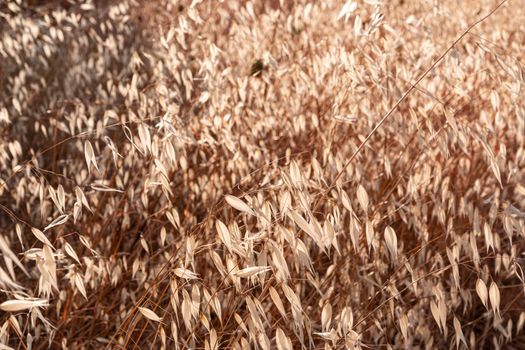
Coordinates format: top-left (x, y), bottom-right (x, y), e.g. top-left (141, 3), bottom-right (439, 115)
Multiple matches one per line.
top-left (0, 0), bottom-right (524, 349)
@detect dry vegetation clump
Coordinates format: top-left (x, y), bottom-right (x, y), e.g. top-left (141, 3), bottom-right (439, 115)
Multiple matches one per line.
top-left (1, 0), bottom-right (525, 348)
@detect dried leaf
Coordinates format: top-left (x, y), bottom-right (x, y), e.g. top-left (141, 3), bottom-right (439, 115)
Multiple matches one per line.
top-left (44, 214), bottom-right (69, 232)
top-left (139, 307), bottom-right (162, 322)
top-left (399, 314), bottom-right (408, 341)
top-left (269, 286), bottom-right (287, 320)
top-left (276, 327), bottom-right (293, 350)
top-left (174, 267), bottom-right (200, 280)
top-left (289, 210), bottom-right (320, 243)
top-left (84, 140), bottom-right (98, 172)
top-left (216, 220), bottom-right (232, 254)
top-left (384, 226), bottom-right (398, 259)
top-left (476, 279), bottom-right (488, 309)
top-left (337, 0), bottom-right (357, 21)
top-left (0, 299), bottom-right (48, 312)
top-left (64, 242), bottom-right (81, 265)
top-left (234, 266), bottom-right (272, 278)
top-left (225, 195), bottom-right (255, 216)
top-left (31, 227), bottom-right (53, 247)
top-left (453, 316), bottom-right (467, 349)
top-left (74, 273), bottom-right (88, 300)
top-left (321, 303), bottom-right (332, 331)
top-left (356, 185), bottom-right (369, 213)
top-left (489, 281), bottom-right (500, 315)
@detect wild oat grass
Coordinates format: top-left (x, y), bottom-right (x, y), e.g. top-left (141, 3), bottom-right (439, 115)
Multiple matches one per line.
top-left (1, 0), bottom-right (524, 349)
